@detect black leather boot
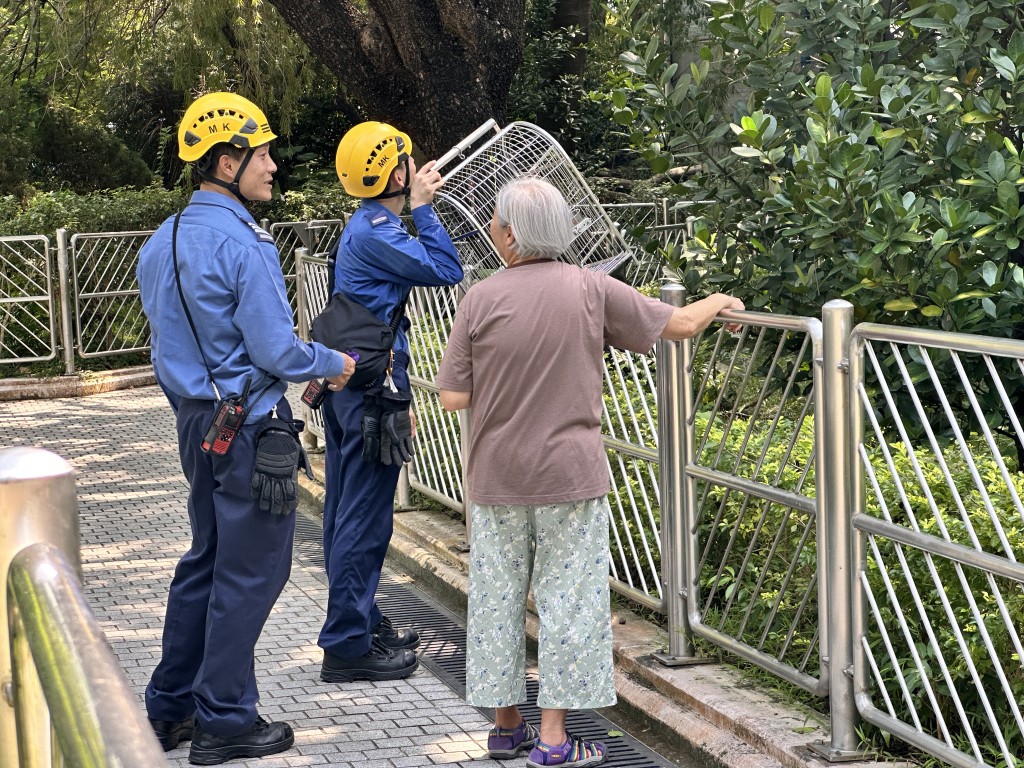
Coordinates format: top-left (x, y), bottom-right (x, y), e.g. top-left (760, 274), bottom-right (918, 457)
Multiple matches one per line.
top-left (188, 716), bottom-right (294, 765)
top-left (321, 636), bottom-right (419, 682)
top-left (149, 715), bottom-right (195, 752)
top-left (373, 615), bottom-right (420, 650)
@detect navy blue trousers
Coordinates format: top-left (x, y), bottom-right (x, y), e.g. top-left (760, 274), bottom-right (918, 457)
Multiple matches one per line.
top-left (146, 396), bottom-right (296, 737)
top-left (318, 362), bottom-right (407, 657)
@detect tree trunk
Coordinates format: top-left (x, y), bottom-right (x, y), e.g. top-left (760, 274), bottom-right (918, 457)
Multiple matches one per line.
top-left (551, 0), bottom-right (591, 79)
top-left (266, 0), bottom-right (525, 159)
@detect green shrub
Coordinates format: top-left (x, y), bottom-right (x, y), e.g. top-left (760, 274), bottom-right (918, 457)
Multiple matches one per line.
top-left (0, 185), bottom-right (187, 237)
top-left (612, 0), bottom-right (1024, 474)
top-left (32, 103), bottom-right (155, 193)
top-left (0, 176), bottom-right (360, 239)
top-left (253, 174), bottom-right (358, 223)
top-left (861, 434), bottom-right (1024, 763)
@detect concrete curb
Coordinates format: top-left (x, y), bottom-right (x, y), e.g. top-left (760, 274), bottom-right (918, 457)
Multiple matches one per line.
top-left (0, 366), bottom-right (156, 401)
top-left (296, 456), bottom-right (881, 768)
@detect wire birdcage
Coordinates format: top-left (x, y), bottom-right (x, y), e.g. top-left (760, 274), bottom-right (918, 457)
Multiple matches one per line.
top-left (433, 120), bottom-right (636, 285)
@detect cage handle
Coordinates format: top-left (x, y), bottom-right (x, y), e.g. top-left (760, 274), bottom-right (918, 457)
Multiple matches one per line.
top-left (434, 119), bottom-right (501, 173)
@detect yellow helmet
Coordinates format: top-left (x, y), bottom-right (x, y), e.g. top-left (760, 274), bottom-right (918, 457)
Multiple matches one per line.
top-left (335, 121), bottom-right (412, 198)
top-left (177, 92), bottom-right (277, 162)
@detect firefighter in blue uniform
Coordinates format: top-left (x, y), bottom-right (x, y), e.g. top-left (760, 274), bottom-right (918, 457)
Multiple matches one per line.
top-left (318, 122), bottom-right (463, 681)
top-left (137, 92), bottom-right (355, 765)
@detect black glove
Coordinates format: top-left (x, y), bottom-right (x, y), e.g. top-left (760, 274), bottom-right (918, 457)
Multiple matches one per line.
top-left (361, 393), bottom-right (382, 464)
top-left (250, 420), bottom-right (301, 515)
top-left (380, 408), bottom-right (415, 465)
top-left (378, 388), bottom-right (415, 465)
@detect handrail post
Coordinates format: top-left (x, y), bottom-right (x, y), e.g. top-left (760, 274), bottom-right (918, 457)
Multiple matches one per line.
top-left (56, 228), bottom-right (76, 375)
top-left (654, 284), bottom-right (700, 663)
top-left (294, 248), bottom-right (319, 452)
top-left (9, 543), bottom-right (169, 767)
top-left (0, 447), bottom-right (80, 767)
top-left (295, 248), bottom-right (311, 341)
top-left (396, 466), bottom-right (412, 510)
top-left (809, 300), bottom-right (869, 761)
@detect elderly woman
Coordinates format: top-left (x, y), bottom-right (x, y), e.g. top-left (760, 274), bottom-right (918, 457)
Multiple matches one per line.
top-left (436, 177), bottom-right (743, 768)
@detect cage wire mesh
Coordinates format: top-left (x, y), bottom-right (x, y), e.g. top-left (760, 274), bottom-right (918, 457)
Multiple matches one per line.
top-left (434, 121), bottom-right (637, 284)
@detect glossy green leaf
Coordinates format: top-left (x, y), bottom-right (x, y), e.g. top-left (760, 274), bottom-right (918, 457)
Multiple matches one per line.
top-left (884, 298), bottom-right (918, 311)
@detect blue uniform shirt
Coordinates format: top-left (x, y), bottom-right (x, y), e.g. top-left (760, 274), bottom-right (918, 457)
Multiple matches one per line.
top-left (138, 190), bottom-right (346, 419)
top-left (334, 200), bottom-right (463, 357)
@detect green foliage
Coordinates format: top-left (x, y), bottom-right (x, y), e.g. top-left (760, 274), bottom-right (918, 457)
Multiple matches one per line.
top-left (0, 185), bottom-right (187, 237)
top-left (0, 175), bottom-right (357, 238)
top-left (33, 102), bottom-right (155, 193)
top-left (612, 0), bottom-right (1024, 337)
top-left (508, 0), bottom-right (632, 171)
top-left (254, 175), bottom-right (357, 223)
top-left (861, 436), bottom-right (1024, 764)
top-left (0, 0), bottom-right (346, 194)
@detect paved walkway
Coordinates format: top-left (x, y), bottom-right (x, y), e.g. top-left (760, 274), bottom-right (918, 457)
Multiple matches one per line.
top-left (1, 385), bottom-right (504, 768)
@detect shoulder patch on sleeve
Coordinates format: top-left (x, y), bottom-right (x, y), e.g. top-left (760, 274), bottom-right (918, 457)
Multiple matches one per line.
top-left (246, 220), bottom-right (276, 243)
top-left (370, 214), bottom-right (389, 227)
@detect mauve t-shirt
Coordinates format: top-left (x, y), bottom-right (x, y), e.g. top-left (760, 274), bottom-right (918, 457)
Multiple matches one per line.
top-left (435, 260), bottom-right (674, 504)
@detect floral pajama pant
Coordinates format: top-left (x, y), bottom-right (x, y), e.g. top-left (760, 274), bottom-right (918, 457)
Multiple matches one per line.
top-left (465, 496), bottom-right (617, 710)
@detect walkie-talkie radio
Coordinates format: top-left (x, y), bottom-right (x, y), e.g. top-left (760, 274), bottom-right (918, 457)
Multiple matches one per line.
top-left (201, 380), bottom-right (250, 455)
top-left (301, 352), bottom-right (359, 410)
top-left (301, 378), bottom-right (329, 410)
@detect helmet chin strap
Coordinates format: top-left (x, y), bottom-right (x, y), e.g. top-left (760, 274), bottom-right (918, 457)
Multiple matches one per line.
top-left (197, 148), bottom-right (256, 203)
top-left (375, 156), bottom-right (410, 200)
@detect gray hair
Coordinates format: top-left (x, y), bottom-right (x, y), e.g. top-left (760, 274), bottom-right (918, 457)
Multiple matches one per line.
top-left (495, 177), bottom-right (573, 260)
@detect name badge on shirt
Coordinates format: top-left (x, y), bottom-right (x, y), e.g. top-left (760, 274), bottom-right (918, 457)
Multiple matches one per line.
top-left (246, 221), bottom-right (276, 243)
top-left (370, 214), bottom-right (389, 227)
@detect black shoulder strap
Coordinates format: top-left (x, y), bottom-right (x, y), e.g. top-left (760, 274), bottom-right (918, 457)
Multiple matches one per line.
top-left (172, 208), bottom-right (279, 408)
top-left (172, 211), bottom-right (222, 401)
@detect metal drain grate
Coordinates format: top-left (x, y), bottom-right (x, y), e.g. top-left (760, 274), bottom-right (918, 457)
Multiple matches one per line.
top-left (293, 511), bottom-right (677, 768)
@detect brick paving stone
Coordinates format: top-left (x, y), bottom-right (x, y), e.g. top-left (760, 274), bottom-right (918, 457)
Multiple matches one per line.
top-left (0, 385), bottom-right (494, 768)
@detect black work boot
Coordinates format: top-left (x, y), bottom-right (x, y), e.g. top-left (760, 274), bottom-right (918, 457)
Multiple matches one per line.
top-left (373, 615), bottom-right (420, 650)
top-left (321, 636), bottom-right (419, 682)
top-left (188, 716), bottom-right (294, 765)
top-left (150, 715), bottom-right (195, 752)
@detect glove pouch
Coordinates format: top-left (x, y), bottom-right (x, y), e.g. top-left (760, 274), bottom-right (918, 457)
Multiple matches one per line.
top-left (376, 386), bottom-right (413, 413)
top-left (250, 417), bottom-right (305, 515)
top-left (360, 390), bottom-right (383, 464)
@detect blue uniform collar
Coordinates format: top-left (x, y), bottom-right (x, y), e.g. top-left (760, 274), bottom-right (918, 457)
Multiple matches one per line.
top-left (360, 199), bottom-right (400, 223)
top-left (189, 190), bottom-right (255, 223)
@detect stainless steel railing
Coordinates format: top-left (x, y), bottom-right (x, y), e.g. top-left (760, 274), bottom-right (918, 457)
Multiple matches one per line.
top-left (0, 446), bottom-right (167, 767)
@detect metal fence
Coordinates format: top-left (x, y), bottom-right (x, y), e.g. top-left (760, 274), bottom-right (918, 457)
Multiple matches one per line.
top-left (678, 309), bottom-right (827, 694)
top-left (68, 231), bottom-right (153, 361)
top-left (268, 218), bottom-right (346, 326)
top-left (848, 324), bottom-right (1024, 768)
top-left (0, 206), bottom-right (679, 374)
top-left (0, 235), bottom-right (56, 364)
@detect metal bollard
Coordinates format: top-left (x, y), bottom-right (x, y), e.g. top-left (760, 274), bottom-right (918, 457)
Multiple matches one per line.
top-left (0, 447), bottom-right (80, 768)
top-left (56, 228), bottom-right (76, 376)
